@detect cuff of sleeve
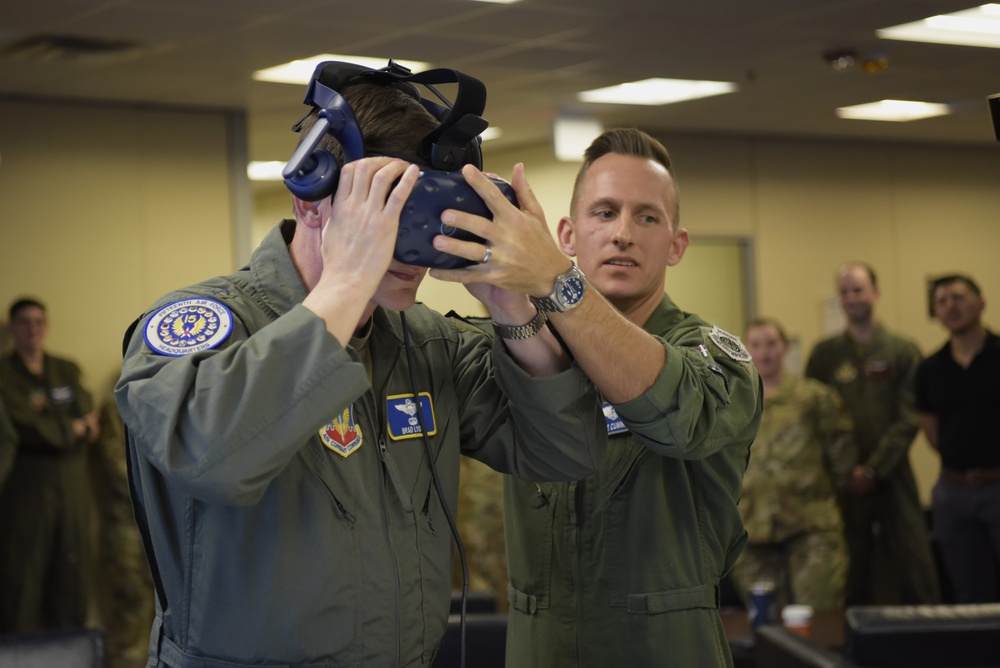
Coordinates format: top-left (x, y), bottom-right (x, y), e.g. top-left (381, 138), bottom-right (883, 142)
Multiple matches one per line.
top-left (491, 334), bottom-right (590, 398)
top-left (612, 337), bottom-right (676, 422)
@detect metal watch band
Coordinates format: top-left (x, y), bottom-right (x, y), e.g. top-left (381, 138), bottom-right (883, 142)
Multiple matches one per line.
top-left (529, 295), bottom-right (561, 312)
top-left (492, 309), bottom-right (548, 340)
top-left (530, 263), bottom-right (586, 313)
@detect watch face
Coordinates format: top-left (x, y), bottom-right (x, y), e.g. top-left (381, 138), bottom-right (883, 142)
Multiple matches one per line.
top-left (559, 276), bottom-right (586, 306)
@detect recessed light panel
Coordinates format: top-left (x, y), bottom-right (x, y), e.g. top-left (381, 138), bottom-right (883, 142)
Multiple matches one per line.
top-left (578, 78), bottom-right (737, 106)
top-left (247, 161), bottom-right (287, 181)
top-left (835, 100), bottom-right (951, 122)
top-left (877, 4), bottom-right (1000, 48)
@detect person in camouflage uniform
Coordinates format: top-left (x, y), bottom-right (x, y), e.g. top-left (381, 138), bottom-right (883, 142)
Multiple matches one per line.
top-left (732, 318), bottom-right (853, 612)
top-left (90, 398), bottom-right (155, 668)
top-left (453, 457), bottom-right (509, 612)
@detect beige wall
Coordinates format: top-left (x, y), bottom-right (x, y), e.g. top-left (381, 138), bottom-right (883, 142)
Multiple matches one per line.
top-left (0, 98), bottom-right (240, 401)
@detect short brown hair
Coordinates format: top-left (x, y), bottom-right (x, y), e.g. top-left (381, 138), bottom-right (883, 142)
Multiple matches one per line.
top-left (9, 297), bottom-right (46, 322)
top-left (297, 83), bottom-right (438, 164)
top-left (837, 262), bottom-right (878, 289)
top-left (932, 274), bottom-right (981, 297)
top-left (745, 317), bottom-right (789, 344)
top-left (570, 128), bottom-right (679, 225)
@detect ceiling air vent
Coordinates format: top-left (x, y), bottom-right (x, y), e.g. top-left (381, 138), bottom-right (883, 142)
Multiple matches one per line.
top-left (0, 34), bottom-right (144, 63)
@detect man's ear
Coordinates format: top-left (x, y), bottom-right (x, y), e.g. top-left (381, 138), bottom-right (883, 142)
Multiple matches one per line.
top-left (665, 227), bottom-right (690, 267)
top-left (557, 216), bottom-right (577, 257)
top-left (293, 196), bottom-right (329, 230)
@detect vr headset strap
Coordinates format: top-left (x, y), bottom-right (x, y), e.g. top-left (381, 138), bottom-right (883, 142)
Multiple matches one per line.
top-left (403, 69), bottom-right (488, 167)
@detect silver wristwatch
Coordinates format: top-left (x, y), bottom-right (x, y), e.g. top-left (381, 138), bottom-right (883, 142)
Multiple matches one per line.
top-left (492, 309), bottom-right (548, 340)
top-left (530, 263), bottom-right (587, 313)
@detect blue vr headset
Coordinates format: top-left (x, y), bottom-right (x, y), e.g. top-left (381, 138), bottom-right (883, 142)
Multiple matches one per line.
top-left (282, 59), bottom-right (517, 269)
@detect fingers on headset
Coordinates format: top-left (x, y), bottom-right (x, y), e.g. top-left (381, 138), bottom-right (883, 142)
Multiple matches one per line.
top-left (386, 164), bottom-right (420, 210)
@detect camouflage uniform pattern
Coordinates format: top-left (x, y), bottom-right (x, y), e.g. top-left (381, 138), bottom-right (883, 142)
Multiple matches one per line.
top-left (731, 375), bottom-right (853, 611)
top-left (91, 400), bottom-right (155, 668)
top-left (452, 457), bottom-right (508, 612)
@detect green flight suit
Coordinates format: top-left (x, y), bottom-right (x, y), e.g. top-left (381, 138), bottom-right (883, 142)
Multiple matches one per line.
top-left (805, 325), bottom-right (940, 605)
top-left (116, 221), bottom-right (606, 667)
top-left (0, 352), bottom-right (97, 631)
top-left (730, 375), bottom-right (853, 611)
top-left (0, 398), bottom-right (16, 491)
top-left (503, 294), bottom-right (762, 668)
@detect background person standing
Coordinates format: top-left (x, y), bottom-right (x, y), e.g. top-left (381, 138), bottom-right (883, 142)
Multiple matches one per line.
top-left (732, 317), bottom-right (853, 613)
top-left (0, 297), bottom-right (101, 631)
top-left (805, 264), bottom-right (939, 605)
top-left (916, 274), bottom-right (1000, 603)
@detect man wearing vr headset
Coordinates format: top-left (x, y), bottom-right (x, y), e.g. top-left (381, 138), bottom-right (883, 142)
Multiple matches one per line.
top-left (434, 128), bottom-right (763, 667)
top-left (115, 61), bottom-right (606, 667)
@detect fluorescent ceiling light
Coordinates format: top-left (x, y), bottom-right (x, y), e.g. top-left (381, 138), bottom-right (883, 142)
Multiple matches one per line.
top-left (479, 127), bottom-right (503, 142)
top-left (578, 78), bottom-right (737, 106)
top-left (471, 0), bottom-right (523, 4)
top-left (877, 4), bottom-right (1000, 48)
top-left (553, 116), bottom-right (603, 161)
top-left (835, 100), bottom-right (951, 122)
top-left (247, 161), bottom-right (288, 181)
top-left (254, 54), bottom-right (431, 85)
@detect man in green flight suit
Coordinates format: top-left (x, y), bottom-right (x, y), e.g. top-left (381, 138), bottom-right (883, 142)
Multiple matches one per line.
top-left (445, 128), bottom-right (762, 667)
top-left (805, 263), bottom-right (940, 605)
top-left (0, 298), bottom-right (102, 632)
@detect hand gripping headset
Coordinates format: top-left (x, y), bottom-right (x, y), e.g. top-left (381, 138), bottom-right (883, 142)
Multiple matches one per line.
top-left (282, 59), bottom-right (517, 269)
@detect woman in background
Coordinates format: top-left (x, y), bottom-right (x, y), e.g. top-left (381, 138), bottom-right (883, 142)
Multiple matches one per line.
top-left (732, 318), bottom-right (854, 612)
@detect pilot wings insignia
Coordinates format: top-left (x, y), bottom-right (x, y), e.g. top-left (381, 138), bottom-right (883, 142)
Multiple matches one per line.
top-left (172, 313), bottom-right (207, 338)
top-left (395, 399), bottom-right (418, 416)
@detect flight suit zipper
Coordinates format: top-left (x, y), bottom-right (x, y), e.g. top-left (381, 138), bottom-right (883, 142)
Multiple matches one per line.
top-left (366, 344), bottom-right (404, 666)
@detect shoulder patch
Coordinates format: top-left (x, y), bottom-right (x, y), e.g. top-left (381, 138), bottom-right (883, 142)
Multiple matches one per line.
top-left (319, 405), bottom-right (363, 457)
top-left (707, 325), bottom-right (752, 362)
top-left (143, 298), bottom-right (234, 356)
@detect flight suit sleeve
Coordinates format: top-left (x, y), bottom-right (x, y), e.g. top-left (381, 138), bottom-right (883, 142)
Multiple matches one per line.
top-left (115, 303), bottom-right (371, 506)
top-left (612, 327), bottom-right (762, 459)
top-left (865, 341), bottom-right (921, 477)
top-left (0, 359), bottom-right (87, 450)
top-left (0, 398), bottom-right (16, 491)
top-left (449, 319), bottom-right (606, 482)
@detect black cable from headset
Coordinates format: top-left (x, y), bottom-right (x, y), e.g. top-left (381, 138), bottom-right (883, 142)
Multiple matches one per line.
top-left (400, 311), bottom-right (469, 668)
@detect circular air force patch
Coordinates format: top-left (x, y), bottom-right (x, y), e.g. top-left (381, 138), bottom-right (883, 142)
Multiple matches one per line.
top-left (708, 325), bottom-right (752, 362)
top-left (144, 298), bottom-right (234, 356)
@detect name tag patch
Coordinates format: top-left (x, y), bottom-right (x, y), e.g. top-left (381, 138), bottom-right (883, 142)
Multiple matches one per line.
top-left (50, 386), bottom-right (76, 404)
top-left (387, 393), bottom-right (437, 441)
top-left (603, 402), bottom-right (629, 436)
top-left (319, 405), bottom-right (363, 458)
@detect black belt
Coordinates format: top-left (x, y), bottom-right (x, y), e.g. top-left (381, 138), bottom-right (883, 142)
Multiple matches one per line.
top-left (941, 466), bottom-right (1000, 486)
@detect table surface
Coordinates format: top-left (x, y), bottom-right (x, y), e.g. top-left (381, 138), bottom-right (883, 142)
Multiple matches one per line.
top-left (721, 606), bottom-right (846, 648)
